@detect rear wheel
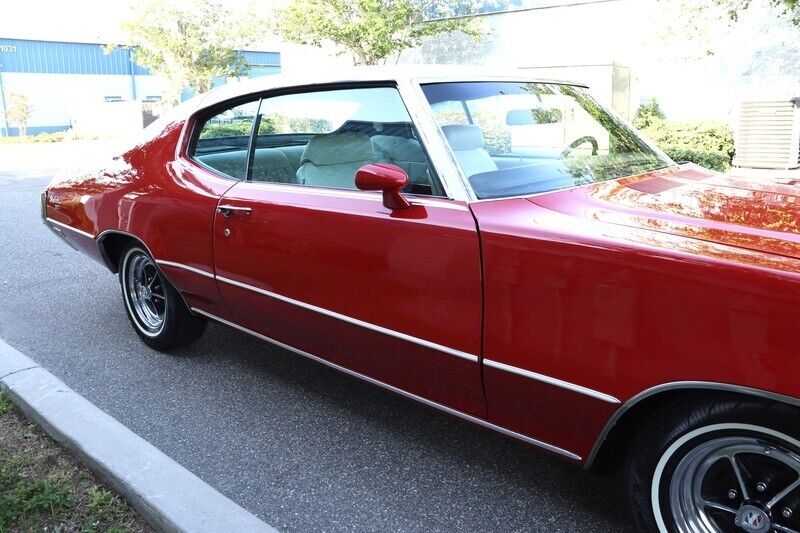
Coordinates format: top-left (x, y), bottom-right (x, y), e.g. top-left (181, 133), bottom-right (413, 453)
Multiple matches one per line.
top-left (119, 244), bottom-right (206, 351)
top-left (626, 396), bottom-right (800, 533)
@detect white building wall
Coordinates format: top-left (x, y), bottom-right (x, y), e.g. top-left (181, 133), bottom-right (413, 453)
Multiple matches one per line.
top-left (2, 73), bottom-right (139, 129)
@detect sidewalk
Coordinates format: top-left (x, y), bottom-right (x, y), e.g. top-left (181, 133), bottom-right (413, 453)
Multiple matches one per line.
top-left (0, 338), bottom-right (278, 533)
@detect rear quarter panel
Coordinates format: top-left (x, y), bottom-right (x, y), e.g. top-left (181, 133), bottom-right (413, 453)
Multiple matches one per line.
top-left (44, 115), bottom-right (234, 315)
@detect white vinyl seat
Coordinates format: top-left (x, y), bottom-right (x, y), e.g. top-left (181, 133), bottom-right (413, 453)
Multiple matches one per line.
top-left (296, 132), bottom-right (376, 189)
top-left (441, 125), bottom-right (498, 177)
top-left (371, 134), bottom-right (434, 191)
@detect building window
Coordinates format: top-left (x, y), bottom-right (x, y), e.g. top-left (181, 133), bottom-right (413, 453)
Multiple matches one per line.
top-left (104, 96), bottom-right (123, 102)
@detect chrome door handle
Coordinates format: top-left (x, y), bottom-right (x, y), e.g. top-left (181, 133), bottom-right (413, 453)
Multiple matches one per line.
top-left (217, 205), bottom-right (252, 217)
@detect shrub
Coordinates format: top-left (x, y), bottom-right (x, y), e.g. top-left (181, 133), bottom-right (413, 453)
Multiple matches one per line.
top-left (662, 147), bottom-right (730, 172)
top-left (641, 119), bottom-right (735, 171)
top-left (633, 98), bottom-right (666, 129)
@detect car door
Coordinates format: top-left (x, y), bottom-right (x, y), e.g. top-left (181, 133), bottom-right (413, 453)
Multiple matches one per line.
top-left (209, 85), bottom-right (485, 417)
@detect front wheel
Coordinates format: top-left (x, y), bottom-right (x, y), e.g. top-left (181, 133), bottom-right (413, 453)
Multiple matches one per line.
top-left (626, 396), bottom-right (800, 533)
top-left (119, 244), bottom-right (206, 351)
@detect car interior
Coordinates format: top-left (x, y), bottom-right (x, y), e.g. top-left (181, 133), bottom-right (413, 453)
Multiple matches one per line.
top-left (420, 81), bottom-right (673, 199)
top-left (194, 119), bottom-right (444, 197)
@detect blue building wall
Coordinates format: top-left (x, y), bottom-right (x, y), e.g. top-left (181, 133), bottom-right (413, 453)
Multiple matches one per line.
top-left (0, 38), bottom-right (281, 136)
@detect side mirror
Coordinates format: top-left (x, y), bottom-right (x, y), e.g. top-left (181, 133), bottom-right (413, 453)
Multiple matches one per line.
top-left (355, 163), bottom-right (411, 210)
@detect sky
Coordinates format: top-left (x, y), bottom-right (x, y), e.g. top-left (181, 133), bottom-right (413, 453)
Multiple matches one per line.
top-left (0, 1), bottom-right (134, 43)
top-left (0, 0), bottom-right (283, 45)
top-left (2, 0), bottom-right (797, 121)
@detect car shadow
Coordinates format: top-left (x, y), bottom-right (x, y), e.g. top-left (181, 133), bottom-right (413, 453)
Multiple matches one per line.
top-left (173, 321), bottom-right (634, 531)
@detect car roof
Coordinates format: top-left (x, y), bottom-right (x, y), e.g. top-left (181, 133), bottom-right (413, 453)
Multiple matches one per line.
top-left (193, 64), bottom-right (588, 112)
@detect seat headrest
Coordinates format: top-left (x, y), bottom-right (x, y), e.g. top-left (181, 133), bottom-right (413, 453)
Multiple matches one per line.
top-left (442, 125), bottom-right (485, 151)
top-left (300, 132), bottom-right (374, 166)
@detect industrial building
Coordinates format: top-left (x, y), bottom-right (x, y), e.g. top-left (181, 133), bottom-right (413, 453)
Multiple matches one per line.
top-left (0, 38), bottom-right (280, 136)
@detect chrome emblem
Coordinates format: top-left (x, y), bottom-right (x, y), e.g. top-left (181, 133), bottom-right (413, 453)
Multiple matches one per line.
top-left (735, 505), bottom-right (771, 533)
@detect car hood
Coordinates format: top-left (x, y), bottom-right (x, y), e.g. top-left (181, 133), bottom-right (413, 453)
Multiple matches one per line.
top-left (528, 164), bottom-right (800, 261)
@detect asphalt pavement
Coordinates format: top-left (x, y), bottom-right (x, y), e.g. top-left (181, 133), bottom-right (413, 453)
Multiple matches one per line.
top-left (0, 170), bottom-right (633, 532)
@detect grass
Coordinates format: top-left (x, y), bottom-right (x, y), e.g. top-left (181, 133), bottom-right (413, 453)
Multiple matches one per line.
top-left (0, 391), bottom-right (152, 532)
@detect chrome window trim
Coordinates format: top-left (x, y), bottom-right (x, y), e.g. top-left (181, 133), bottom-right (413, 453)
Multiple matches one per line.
top-left (483, 358), bottom-right (620, 404)
top-left (45, 218), bottom-right (95, 239)
top-left (155, 260), bottom-right (215, 279)
top-left (227, 180), bottom-right (469, 211)
top-left (399, 78), bottom-right (474, 202)
top-left (215, 274), bottom-right (479, 363)
top-left (191, 306), bottom-right (582, 462)
top-left (585, 381), bottom-right (800, 469)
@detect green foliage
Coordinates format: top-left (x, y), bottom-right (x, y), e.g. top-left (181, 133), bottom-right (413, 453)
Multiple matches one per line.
top-left (82, 485), bottom-right (131, 531)
top-left (275, 0), bottom-right (483, 65)
top-left (633, 98), bottom-right (666, 129)
top-left (258, 114), bottom-right (333, 135)
top-left (199, 120), bottom-right (253, 139)
top-left (2, 92), bottom-right (32, 137)
top-left (0, 470), bottom-right (72, 529)
top-left (719, 0), bottom-right (800, 25)
top-left (642, 119), bottom-right (735, 171)
top-left (200, 114), bottom-right (334, 140)
top-left (0, 393), bottom-right (12, 415)
top-left (643, 120), bottom-right (735, 157)
top-left (114, 0), bottom-right (265, 103)
top-left (662, 147), bottom-right (731, 171)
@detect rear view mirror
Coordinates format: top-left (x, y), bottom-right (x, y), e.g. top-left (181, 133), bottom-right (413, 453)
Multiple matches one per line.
top-left (506, 108), bottom-right (563, 126)
top-left (355, 163), bottom-right (410, 210)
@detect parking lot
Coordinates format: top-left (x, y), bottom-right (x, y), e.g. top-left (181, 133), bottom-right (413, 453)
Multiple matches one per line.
top-left (0, 169), bottom-right (632, 532)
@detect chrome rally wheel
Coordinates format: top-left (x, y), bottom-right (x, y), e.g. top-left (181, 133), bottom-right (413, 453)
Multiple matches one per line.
top-left (626, 397), bottom-right (800, 533)
top-left (658, 427), bottom-right (800, 533)
top-left (124, 251), bottom-right (166, 336)
top-left (118, 243), bottom-right (207, 351)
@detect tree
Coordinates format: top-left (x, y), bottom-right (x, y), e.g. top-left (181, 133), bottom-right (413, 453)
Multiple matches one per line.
top-left (275, 0), bottom-right (483, 66)
top-left (633, 98), bottom-right (666, 129)
top-left (3, 92), bottom-right (32, 137)
top-left (114, 0), bottom-right (265, 104)
top-left (719, 0), bottom-right (800, 25)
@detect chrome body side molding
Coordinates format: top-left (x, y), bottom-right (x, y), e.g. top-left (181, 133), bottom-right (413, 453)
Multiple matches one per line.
top-left (155, 260), bottom-right (215, 279)
top-left (584, 381), bottom-right (800, 468)
top-left (191, 307), bottom-right (583, 462)
top-left (483, 358), bottom-right (621, 405)
top-left (215, 274), bottom-right (480, 363)
top-left (45, 218), bottom-right (95, 239)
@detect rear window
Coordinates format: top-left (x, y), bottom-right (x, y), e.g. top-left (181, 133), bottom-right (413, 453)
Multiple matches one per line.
top-left (192, 100), bottom-right (259, 180)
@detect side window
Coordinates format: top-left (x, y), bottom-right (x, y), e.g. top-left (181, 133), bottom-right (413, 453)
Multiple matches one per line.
top-left (192, 100), bottom-right (259, 180)
top-left (249, 87), bottom-right (444, 196)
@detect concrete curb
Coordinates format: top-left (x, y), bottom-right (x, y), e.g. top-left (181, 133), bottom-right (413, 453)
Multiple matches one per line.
top-left (0, 338), bottom-right (277, 533)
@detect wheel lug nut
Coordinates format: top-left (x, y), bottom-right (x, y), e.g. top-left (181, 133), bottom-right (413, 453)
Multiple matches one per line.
top-left (784, 508), bottom-right (793, 518)
top-left (728, 489), bottom-right (738, 499)
top-left (756, 482), bottom-right (767, 492)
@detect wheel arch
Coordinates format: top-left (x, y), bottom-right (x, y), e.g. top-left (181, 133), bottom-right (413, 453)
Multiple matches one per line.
top-left (586, 381), bottom-right (800, 474)
top-left (96, 230), bottom-right (157, 274)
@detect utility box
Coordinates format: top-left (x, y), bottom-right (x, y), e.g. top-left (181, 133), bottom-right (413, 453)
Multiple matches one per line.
top-left (734, 98), bottom-right (800, 170)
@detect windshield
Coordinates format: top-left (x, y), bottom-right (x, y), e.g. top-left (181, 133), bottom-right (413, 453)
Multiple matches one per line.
top-left (421, 82), bottom-right (673, 199)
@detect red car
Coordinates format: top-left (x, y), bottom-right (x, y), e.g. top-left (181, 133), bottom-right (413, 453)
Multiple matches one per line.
top-left (42, 67), bottom-right (800, 533)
